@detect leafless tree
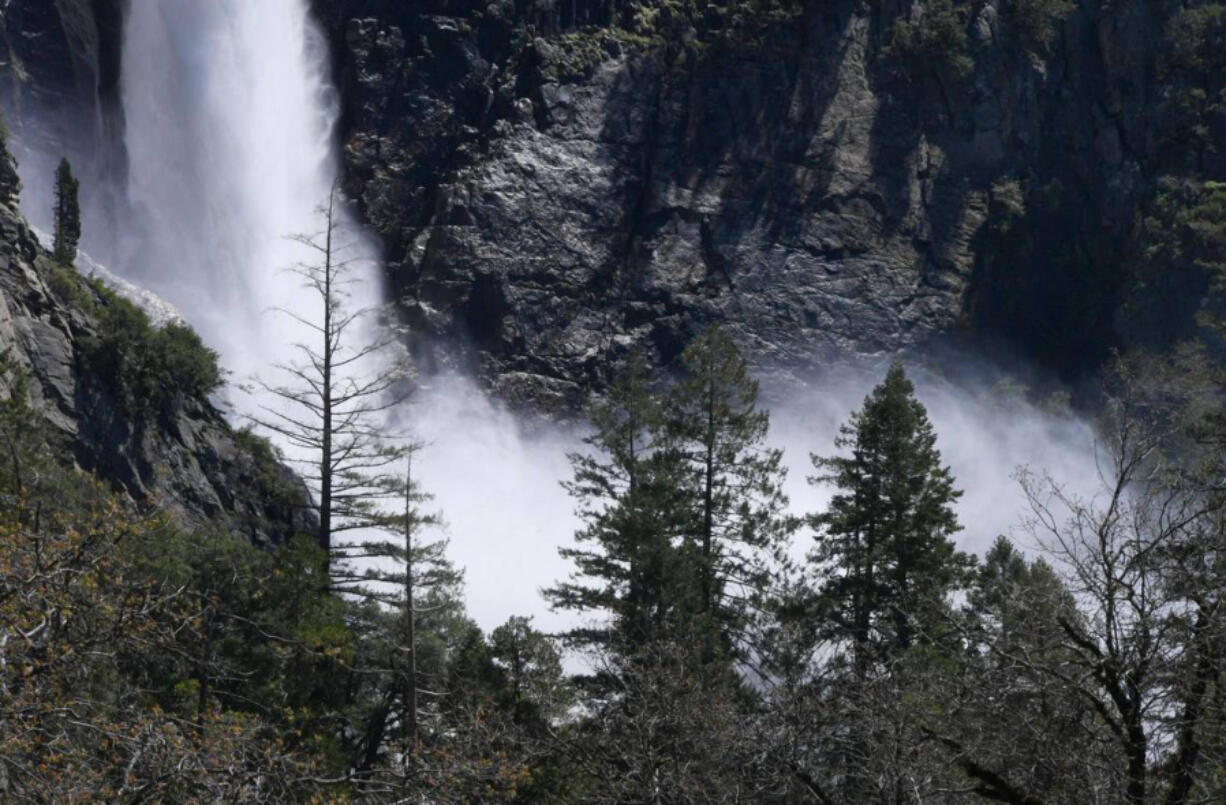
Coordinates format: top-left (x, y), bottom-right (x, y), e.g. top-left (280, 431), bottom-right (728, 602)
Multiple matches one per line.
top-left (250, 181), bottom-right (408, 573)
top-left (932, 354), bottom-right (1226, 805)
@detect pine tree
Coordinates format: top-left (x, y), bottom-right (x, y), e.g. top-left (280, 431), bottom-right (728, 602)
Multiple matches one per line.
top-left (342, 450), bottom-right (463, 765)
top-left (545, 353), bottom-right (692, 658)
top-left (663, 326), bottom-right (791, 664)
top-left (810, 362), bottom-right (967, 663)
top-left (0, 116), bottom-right (21, 207)
top-left (549, 333), bottom-right (791, 669)
top-left (53, 157), bottom-right (81, 265)
top-left (489, 616), bottom-right (570, 726)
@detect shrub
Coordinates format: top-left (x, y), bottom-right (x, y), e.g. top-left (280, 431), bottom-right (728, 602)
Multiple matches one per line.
top-left (1006, 0), bottom-right (1074, 48)
top-left (45, 260), bottom-right (99, 312)
top-left (0, 114), bottom-right (20, 206)
top-left (1166, 4), bottom-right (1226, 73)
top-left (153, 322), bottom-right (223, 399)
top-left (76, 283), bottom-right (222, 415)
top-left (1132, 176), bottom-right (1226, 336)
top-left (887, 0), bottom-right (974, 77)
top-left (622, 0), bottom-right (804, 51)
top-left (233, 425), bottom-right (298, 500)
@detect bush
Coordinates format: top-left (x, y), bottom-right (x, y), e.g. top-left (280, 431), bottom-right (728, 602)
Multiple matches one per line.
top-left (1166, 4), bottom-right (1226, 73)
top-left (233, 425), bottom-right (300, 505)
top-left (622, 0), bottom-right (804, 51)
top-left (45, 260), bottom-right (98, 311)
top-left (154, 322), bottom-right (223, 398)
top-left (1131, 177), bottom-right (1226, 337)
top-left (0, 115), bottom-right (20, 206)
top-left (74, 280), bottom-right (222, 415)
top-left (1143, 177), bottom-right (1226, 277)
top-left (1006, 0), bottom-right (1074, 48)
top-left (887, 0), bottom-right (974, 77)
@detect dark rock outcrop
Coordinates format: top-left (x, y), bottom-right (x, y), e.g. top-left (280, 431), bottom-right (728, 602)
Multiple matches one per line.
top-left (0, 176), bottom-right (310, 545)
top-left (316, 0), bottom-right (1226, 405)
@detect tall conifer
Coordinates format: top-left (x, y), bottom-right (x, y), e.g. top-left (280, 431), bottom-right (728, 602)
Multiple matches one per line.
top-left (546, 353), bottom-right (691, 657)
top-left (663, 327), bottom-right (791, 665)
top-left (810, 362), bottom-right (967, 663)
top-left (53, 157), bottom-right (80, 265)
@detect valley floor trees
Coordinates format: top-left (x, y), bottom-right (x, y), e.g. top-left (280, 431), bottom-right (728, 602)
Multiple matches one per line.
top-left (10, 146), bottom-right (1226, 797)
top-left (244, 183), bottom-right (574, 800)
top-left (543, 342), bottom-right (1226, 804)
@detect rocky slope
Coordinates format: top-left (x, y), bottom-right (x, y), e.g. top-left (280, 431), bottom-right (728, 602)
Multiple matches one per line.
top-left (315, 0), bottom-right (1226, 404)
top-left (0, 141), bottom-right (310, 545)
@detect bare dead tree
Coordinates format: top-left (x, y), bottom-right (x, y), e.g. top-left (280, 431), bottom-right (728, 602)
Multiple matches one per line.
top-left (248, 184), bottom-right (473, 784)
top-left (933, 354), bottom-right (1226, 805)
top-left (249, 181), bottom-right (408, 574)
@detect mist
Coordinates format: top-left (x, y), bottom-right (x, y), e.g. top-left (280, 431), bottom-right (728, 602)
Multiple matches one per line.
top-left (119, 0), bottom-right (382, 388)
top-left (405, 363), bottom-right (1101, 636)
top-left (1, 2), bottom-right (1104, 641)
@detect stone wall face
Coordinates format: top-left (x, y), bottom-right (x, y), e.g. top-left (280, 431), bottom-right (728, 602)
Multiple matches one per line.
top-left (315, 0), bottom-right (1225, 405)
top-left (8, 0), bottom-right (1225, 409)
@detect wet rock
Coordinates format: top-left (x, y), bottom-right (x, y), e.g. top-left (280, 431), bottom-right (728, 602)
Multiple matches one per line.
top-left (309, 0), bottom-right (1215, 406)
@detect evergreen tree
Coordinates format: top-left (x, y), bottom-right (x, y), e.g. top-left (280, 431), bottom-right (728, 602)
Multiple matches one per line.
top-left (489, 616), bottom-right (571, 726)
top-left (663, 326), bottom-right (791, 664)
top-left (545, 353), bottom-right (692, 658)
top-left (549, 332), bottom-right (791, 670)
top-left (930, 537), bottom-right (1094, 803)
top-left (53, 157), bottom-right (81, 265)
top-left (341, 451), bottom-right (464, 771)
top-left (810, 362), bottom-right (968, 663)
top-left (0, 115), bottom-right (21, 206)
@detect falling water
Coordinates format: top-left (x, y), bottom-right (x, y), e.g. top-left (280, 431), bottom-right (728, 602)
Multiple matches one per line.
top-left (120, 0), bottom-right (375, 384)
top-left (105, 3), bottom-right (1101, 640)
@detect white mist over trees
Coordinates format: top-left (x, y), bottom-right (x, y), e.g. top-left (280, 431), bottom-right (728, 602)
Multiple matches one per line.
top-left (5, 0), bottom-right (1106, 642)
top-left (404, 366), bottom-right (1100, 636)
top-left (2, 0), bottom-right (1225, 798)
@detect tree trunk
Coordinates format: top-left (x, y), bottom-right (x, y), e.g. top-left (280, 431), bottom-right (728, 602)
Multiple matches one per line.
top-left (404, 455), bottom-right (418, 748)
top-left (318, 190), bottom-right (335, 570)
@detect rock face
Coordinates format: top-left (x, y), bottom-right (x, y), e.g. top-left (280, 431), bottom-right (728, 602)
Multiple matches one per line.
top-left (314, 0), bottom-right (1226, 404)
top-left (4, 0), bottom-right (1224, 410)
top-left (0, 158), bottom-right (310, 545)
top-left (0, 0), bottom-right (127, 257)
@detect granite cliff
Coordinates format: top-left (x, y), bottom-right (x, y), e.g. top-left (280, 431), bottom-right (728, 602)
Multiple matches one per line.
top-left (4, 0), bottom-right (1226, 411)
top-left (0, 137), bottom-right (310, 544)
top-left (314, 0), bottom-right (1226, 404)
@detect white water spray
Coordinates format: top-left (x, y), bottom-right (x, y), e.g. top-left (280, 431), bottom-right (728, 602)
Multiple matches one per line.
top-left (103, 4), bottom-right (1102, 638)
top-left (120, 0), bottom-right (372, 383)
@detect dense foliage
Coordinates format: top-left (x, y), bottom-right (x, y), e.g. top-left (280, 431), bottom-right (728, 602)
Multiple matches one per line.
top-left (6, 314), bottom-right (1226, 801)
top-left (0, 362), bottom-right (569, 801)
top-left (46, 262), bottom-right (222, 415)
top-left (887, 0), bottom-right (975, 77)
top-left (82, 299), bottom-right (223, 414)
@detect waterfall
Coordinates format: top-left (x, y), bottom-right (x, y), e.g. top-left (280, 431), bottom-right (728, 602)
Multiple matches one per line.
top-left (106, 3), bottom-right (1099, 644)
top-left (119, 0), bottom-right (374, 384)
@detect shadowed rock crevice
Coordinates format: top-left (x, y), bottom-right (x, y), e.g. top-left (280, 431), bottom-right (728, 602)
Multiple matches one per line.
top-left (0, 181), bottom-right (312, 545)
